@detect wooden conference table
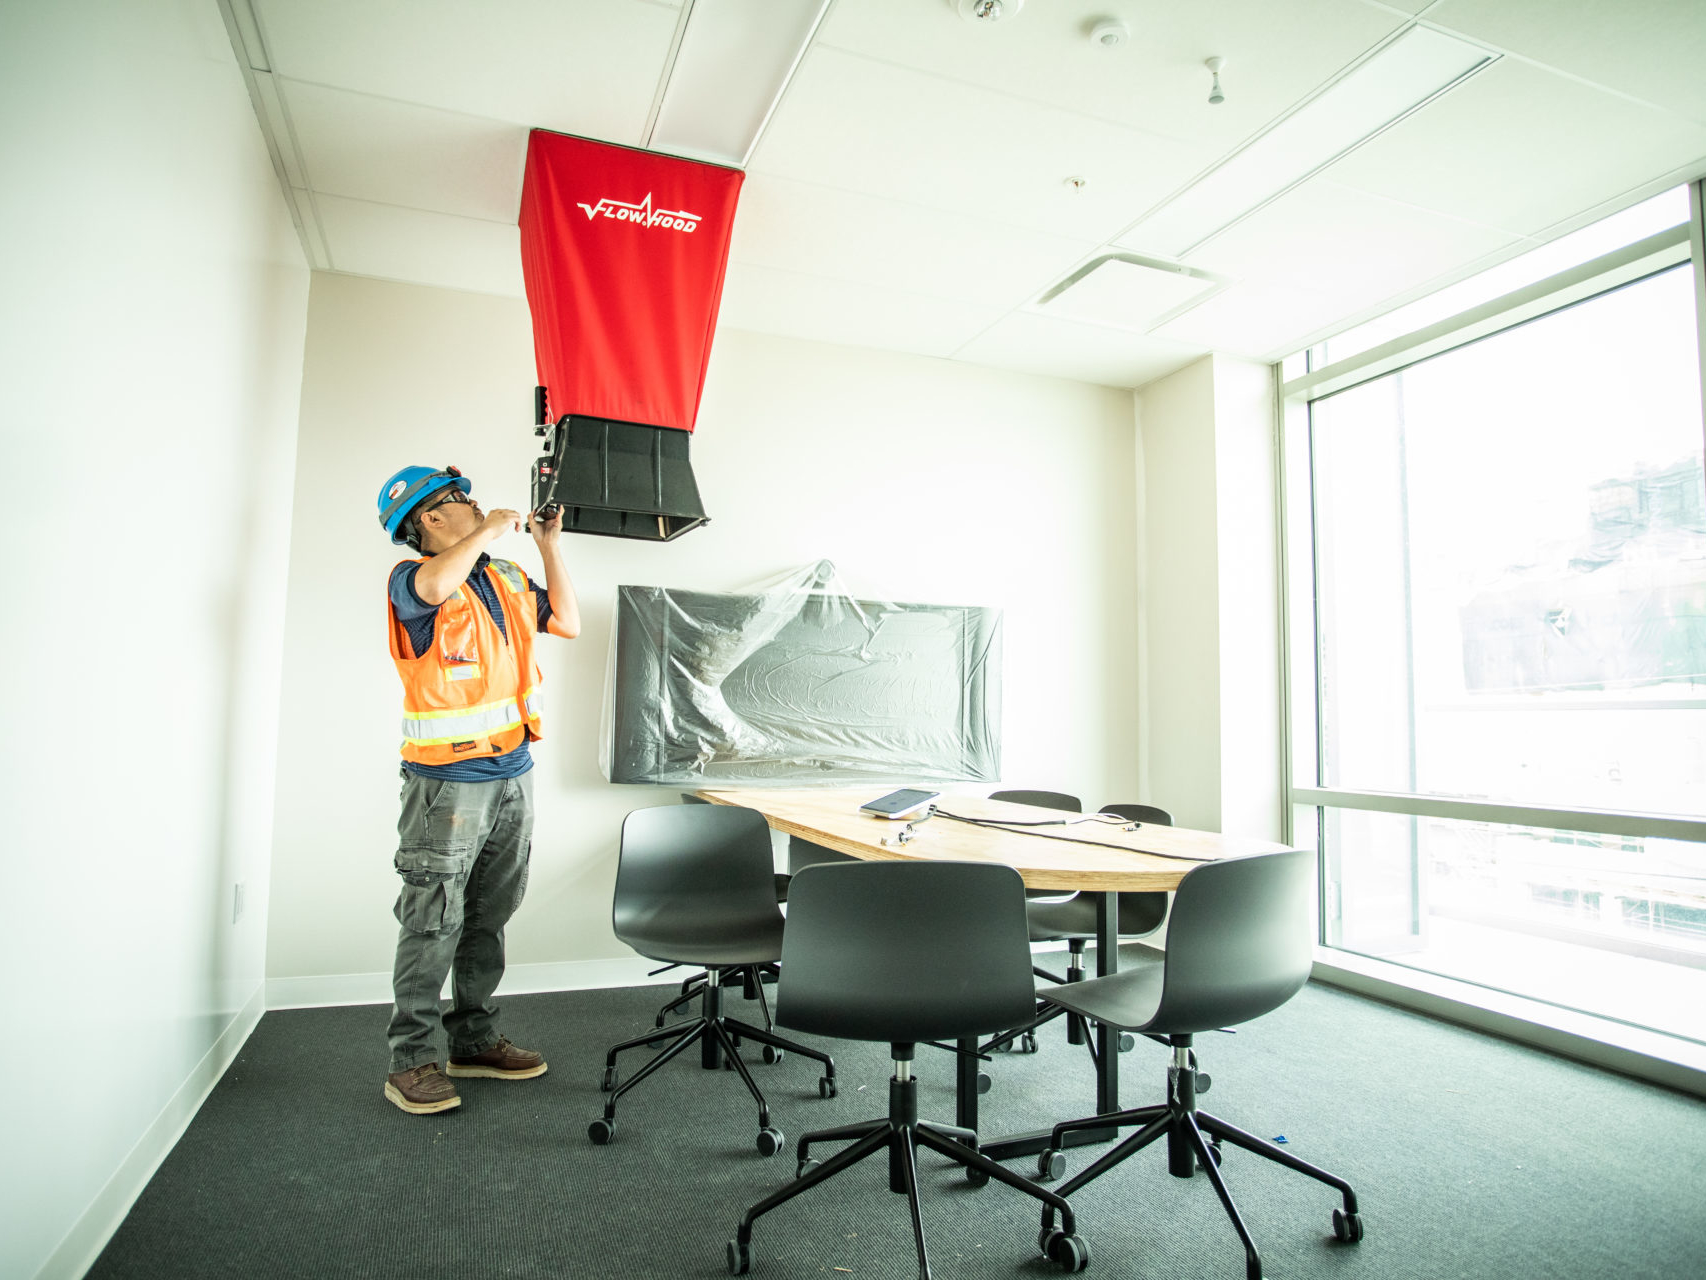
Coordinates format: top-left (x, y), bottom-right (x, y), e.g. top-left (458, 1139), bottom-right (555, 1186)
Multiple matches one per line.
top-left (698, 786), bottom-right (1290, 1161)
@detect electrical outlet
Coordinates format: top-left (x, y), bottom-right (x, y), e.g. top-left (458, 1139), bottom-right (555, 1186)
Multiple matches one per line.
top-left (232, 882), bottom-right (245, 925)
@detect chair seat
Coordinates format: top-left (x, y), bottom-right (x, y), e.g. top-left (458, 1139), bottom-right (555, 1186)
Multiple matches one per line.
top-left (1027, 891), bottom-right (1167, 941)
top-left (622, 913), bottom-right (786, 968)
top-left (1037, 957), bottom-right (1165, 1031)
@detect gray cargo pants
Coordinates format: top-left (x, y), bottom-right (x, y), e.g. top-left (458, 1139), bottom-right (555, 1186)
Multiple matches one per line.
top-left (386, 766), bottom-right (534, 1073)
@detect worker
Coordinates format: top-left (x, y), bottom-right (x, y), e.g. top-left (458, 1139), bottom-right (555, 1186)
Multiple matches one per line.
top-left (374, 465), bottom-right (581, 1115)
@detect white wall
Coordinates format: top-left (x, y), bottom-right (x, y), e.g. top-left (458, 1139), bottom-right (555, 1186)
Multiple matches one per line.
top-left (0, 4), bottom-right (309, 1279)
top-left (1212, 356), bottom-right (1283, 841)
top-left (1135, 355), bottom-right (1282, 839)
top-left (1136, 358), bottom-right (1224, 830)
top-left (266, 271), bottom-right (1143, 994)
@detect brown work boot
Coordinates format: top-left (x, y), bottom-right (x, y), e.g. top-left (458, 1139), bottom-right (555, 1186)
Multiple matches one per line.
top-left (384, 1062), bottom-right (461, 1114)
top-left (446, 1035), bottom-right (548, 1080)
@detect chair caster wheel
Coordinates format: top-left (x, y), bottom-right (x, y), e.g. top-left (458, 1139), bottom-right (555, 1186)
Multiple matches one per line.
top-left (1021, 1031), bottom-right (1038, 1053)
top-left (965, 1162), bottom-right (989, 1187)
top-left (756, 1126), bottom-right (785, 1157)
top-left (1198, 1139), bottom-right (1223, 1171)
top-left (1117, 1032), bottom-right (1135, 1052)
top-left (599, 1066), bottom-right (616, 1092)
top-left (1036, 1149), bottom-right (1065, 1181)
top-left (762, 1045), bottom-right (783, 1064)
top-left (1038, 1227), bottom-right (1062, 1258)
top-left (1332, 1208), bottom-right (1364, 1243)
top-left (1048, 1233), bottom-right (1090, 1272)
top-left (726, 1239), bottom-right (751, 1275)
top-left (587, 1117), bottom-right (614, 1145)
top-left (796, 1157), bottom-right (820, 1179)
top-left (1196, 1070), bottom-right (1212, 1093)
top-left (976, 1071), bottom-right (992, 1094)
top-left (818, 1076), bottom-right (837, 1099)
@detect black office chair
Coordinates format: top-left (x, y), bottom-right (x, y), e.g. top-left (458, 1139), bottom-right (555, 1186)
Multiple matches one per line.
top-left (1003, 802), bottom-right (1173, 1049)
top-left (656, 828), bottom-right (860, 1029)
top-left (989, 787), bottom-right (1082, 813)
top-left (654, 794), bottom-right (789, 1029)
top-left (727, 860), bottom-right (1089, 1279)
top-left (980, 792), bottom-right (1166, 1072)
top-left (1033, 847), bottom-right (1363, 1280)
top-left (591, 805), bottom-right (836, 1155)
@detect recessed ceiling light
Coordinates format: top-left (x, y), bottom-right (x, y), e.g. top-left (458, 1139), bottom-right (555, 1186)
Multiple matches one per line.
top-left (649, 0), bottom-right (833, 168)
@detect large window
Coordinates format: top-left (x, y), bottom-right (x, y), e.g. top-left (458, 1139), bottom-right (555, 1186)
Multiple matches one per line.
top-left (1284, 184), bottom-right (1706, 1054)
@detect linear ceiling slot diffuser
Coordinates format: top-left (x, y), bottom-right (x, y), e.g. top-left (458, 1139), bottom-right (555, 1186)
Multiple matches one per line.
top-left (1121, 26), bottom-right (1498, 260)
top-left (1036, 254), bottom-right (1225, 332)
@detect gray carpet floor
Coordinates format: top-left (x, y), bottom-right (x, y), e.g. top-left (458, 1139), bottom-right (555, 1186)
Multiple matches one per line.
top-left (87, 971), bottom-right (1706, 1279)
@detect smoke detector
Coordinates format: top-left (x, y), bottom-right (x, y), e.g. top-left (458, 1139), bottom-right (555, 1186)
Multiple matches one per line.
top-left (1089, 19), bottom-right (1129, 49)
top-left (955, 0), bottom-right (1024, 23)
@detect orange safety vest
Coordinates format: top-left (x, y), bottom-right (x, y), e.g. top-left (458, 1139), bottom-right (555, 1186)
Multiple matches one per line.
top-left (388, 557), bottom-right (544, 766)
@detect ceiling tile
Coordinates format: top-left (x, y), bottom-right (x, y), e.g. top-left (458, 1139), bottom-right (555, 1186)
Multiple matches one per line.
top-left (281, 80), bottom-right (527, 222)
top-left (1357, 0), bottom-right (1435, 14)
top-left (228, 0), bottom-right (1706, 384)
top-left (1184, 176), bottom-right (1519, 304)
top-left (715, 261), bottom-right (1002, 359)
top-left (252, 0), bottom-right (678, 141)
top-left (749, 47), bottom-right (1204, 243)
top-left (728, 174), bottom-right (1095, 311)
top-left (1426, 0), bottom-right (1706, 126)
top-left (1325, 55), bottom-right (1706, 237)
top-left (815, 0), bottom-right (1406, 160)
top-left (1150, 279), bottom-right (1360, 359)
top-left (315, 195), bottom-right (525, 297)
top-left (954, 310), bottom-right (1208, 390)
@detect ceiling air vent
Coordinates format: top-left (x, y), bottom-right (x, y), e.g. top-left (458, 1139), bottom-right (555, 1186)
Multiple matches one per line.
top-left (1035, 254), bottom-right (1225, 332)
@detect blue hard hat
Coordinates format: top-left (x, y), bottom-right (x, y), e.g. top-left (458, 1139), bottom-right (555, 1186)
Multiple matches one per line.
top-left (377, 465), bottom-right (471, 543)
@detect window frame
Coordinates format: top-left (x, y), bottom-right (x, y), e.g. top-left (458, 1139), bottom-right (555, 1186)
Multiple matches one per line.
top-left (1274, 179), bottom-right (1706, 1093)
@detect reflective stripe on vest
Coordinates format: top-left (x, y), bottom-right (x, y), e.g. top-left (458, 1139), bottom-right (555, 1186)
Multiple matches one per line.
top-left (400, 693), bottom-right (527, 746)
top-left (488, 559), bottom-right (528, 595)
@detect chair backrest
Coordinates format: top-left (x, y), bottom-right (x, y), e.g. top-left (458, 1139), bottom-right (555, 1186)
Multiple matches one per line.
top-left (787, 835), bottom-right (858, 875)
top-left (777, 861), bottom-right (1037, 1045)
top-left (990, 789), bottom-right (1082, 813)
top-left (613, 805), bottom-right (781, 954)
top-left (1149, 847), bottom-right (1315, 1034)
top-left (1098, 802), bottom-right (1173, 826)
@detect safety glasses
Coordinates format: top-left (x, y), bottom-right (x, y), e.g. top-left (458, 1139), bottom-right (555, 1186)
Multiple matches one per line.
top-left (420, 487), bottom-right (472, 515)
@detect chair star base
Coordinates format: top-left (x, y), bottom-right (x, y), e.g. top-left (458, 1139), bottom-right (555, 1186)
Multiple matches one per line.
top-left (1037, 1035), bottom-right (1362, 1280)
top-left (728, 1052), bottom-right (1088, 1280)
top-left (591, 968), bottom-right (834, 1155)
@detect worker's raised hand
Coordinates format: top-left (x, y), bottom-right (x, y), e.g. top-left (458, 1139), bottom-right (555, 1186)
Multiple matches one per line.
top-left (479, 508), bottom-right (523, 539)
top-left (530, 505), bottom-right (564, 544)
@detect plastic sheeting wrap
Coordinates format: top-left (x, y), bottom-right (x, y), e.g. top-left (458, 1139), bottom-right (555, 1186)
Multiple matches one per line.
top-left (601, 562), bottom-right (1001, 786)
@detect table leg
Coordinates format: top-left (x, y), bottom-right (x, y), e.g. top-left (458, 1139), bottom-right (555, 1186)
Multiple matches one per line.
top-left (1095, 888), bottom-right (1119, 1112)
top-left (956, 1036), bottom-right (979, 1132)
top-left (978, 891), bottom-right (1120, 1163)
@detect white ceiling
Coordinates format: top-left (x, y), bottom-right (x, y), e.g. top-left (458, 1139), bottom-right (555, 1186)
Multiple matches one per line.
top-left (226, 0), bottom-right (1706, 389)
